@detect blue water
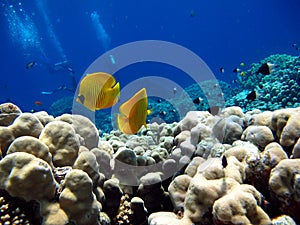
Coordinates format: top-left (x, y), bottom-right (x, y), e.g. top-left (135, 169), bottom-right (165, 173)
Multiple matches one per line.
top-left (1, 0), bottom-right (300, 113)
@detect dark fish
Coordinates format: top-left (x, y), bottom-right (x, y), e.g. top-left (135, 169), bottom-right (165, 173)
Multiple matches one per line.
top-left (193, 97), bottom-right (202, 105)
top-left (160, 111), bottom-right (166, 116)
top-left (190, 9), bottom-right (196, 17)
top-left (157, 99), bottom-right (162, 103)
top-left (222, 155), bottom-right (228, 168)
top-left (233, 68), bottom-right (241, 73)
top-left (207, 106), bottom-right (220, 116)
top-left (246, 90), bottom-right (258, 101)
top-left (292, 43), bottom-right (300, 51)
top-left (256, 62), bottom-right (276, 75)
top-left (217, 93), bottom-right (223, 97)
top-left (26, 61), bottom-right (37, 69)
top-left (173, 87), bottom-right (177, 95)
top-left (220, 67), bottom-right (225, 73)
top-left (232, 80), bottom-right (238, 84)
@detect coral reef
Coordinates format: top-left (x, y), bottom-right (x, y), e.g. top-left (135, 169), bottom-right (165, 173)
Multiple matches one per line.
top-left (1, 86), bottom-right (300, 224)
top-left (59, 169), bottom-right (101, 225)
top-left (0, 102), bottom-right (22, 126)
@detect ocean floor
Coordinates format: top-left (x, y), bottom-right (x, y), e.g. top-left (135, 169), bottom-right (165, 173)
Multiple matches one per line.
top-left (0, 102), bottom-right (299, 225)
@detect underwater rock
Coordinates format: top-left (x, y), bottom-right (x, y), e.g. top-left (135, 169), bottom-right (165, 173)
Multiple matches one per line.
top-left (174, 130), bottom-right (191, 147)
top-left (98, 140), bottom-right (114, 155)
top-left (159, 135), bottom-right (174, 152)
top-left (184, 156), bottom-right (206, 177)
top-left (102, 178), bottom-right (123, 220)
top-left (0, 102), bottom-right (21, 126)
top-left (272, 215), bottom-right (297, 225)
top-left (0, 152), bottom-right (57, 202)
top-left (212, 115), bottom-right (244, 145)
top-left (168, 174), bottom-right (192, 210)
top-left (224, 155), bottom-right (246, 184)
top-left (184, 175), bottom-right (239, 223)
top-left (212, 184), bottom-right (271, 225)
top-left (137, 172), bottom-right (172, 214)
top-left (7, 135), bottom-right (54, 168)
top-left (91, 147), bottom-right (113, 179)
top-left (113, 148), bottom-right (138, 191)
top-left (33, 111), bottom-right (55, 126)
top-left (190, 123), bottom-right (212, 146)
top-left (129, 197), bottom-right (148, 225)
top-left (241, 125), bottom-right (275, 149)
top-left (222, 106), bottom-right (244, 118)
top-left (178, 111), bottom-right (200, 131)
top-left (0, 126), bottom-right (15, 157)
top-left (261, 142), bottom-right (288, 168)
top-left (292, 138), bottom-right (300, 158)
top-left (39, 121), bottom-right (80, 167)
top-left (2, 97), bottom-right (300, 224)
top-left (73, 151), bottom-right (100, 186)
top-left (40, 201), bottom-right (68, 225)
top-left (59, 169), bottom-right (101, 225)
top-left (279, 110), bottom-right (300, 148)
top-left (269, 159), bottom-right (300, 222)
top-left (246, 110), bottom-right (273, 127)
top-left (179, 140), bottom-right (195, 158)
top-left (56, 114), bottom-right (99, 149)
top-left (9, 113), bottom-right (44, 138)
top-left (270, 108), bottom-right (298, 142)
top-left (148, 211), bottom-right (193, 225)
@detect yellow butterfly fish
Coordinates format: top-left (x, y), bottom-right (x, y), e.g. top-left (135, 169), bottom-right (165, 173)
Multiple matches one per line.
top-left (117, 88), bottom-right (150, 134)
top-left (76, 72), bottom-right (120, 111)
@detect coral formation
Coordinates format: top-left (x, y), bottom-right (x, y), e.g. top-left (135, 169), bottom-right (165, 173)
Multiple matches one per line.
top-left (0, 102), bottom-right (21, 126)
top-left (269, 159), bottom-right (300, 222)
top-left (1, 80), bottom-right (300, 225)
top-left (9, 113), bottom-right (44, 138)
top-left (59, 169), bottom-right (100, 225)
top-left (39, 120), bottom-right (80, 167)
top-left (7, 136), bottom-right (54, 168)
top-left (0, 152), bottom-right (57, 202)
top-left (0, 189), bottom-right (40, 225)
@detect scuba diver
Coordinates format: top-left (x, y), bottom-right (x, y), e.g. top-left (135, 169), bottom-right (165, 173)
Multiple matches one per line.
top-left (41, 84), bottom-right (75, 95)
top-left (42, 60), bottom-right (77, 95)
top-left (50, 60), bottom-right (75, 74)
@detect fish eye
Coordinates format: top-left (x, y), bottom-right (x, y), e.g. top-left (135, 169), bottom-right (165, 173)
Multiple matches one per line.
top-left (77, 95), bottom-right (85, 104)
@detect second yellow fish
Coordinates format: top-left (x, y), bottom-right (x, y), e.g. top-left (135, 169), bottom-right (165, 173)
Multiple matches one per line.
top-left (117, 88), bottom-right (149, 134)
top-left (76, 72), bottom-right (120, 111)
